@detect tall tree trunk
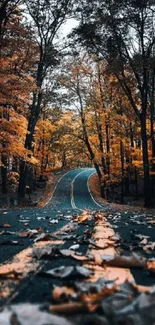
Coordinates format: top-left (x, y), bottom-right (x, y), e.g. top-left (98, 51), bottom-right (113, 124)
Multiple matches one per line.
top-left (105, 117), bottom-right (110, 177)
top-left (140, 114), bottom-right (153, 207)
top-left (149, 69), bottom-right (155, 204)
top-left (95, 111), bottom-right (106, 174)
top-left (1, 153), bottom-right (7, 194)
top-left (120, 140), bottom-right (124, 204)
top-left (61, 150), bottom-right (67, 169)
top-left (18, 91), bottom-right (42, 198)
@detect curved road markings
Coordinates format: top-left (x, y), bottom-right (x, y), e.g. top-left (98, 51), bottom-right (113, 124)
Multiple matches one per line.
top-left (71, 169), bottom-right (103, 210)
top-left (71, 170), bottom-right (88, 210)
top-left (87, 172), bottom-right (103, 208)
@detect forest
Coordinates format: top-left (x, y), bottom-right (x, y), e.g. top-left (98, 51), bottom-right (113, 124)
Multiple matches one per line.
top-left (0, 0), bottom-right (155, 208)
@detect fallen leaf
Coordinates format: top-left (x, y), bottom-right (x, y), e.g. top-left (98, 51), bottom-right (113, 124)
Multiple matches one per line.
top-left (76, 266), bottom-right (93, 277)
top-left (18, 231), bottom-right (30, 238)
top-left (53, 286), bottom-right (76, 301)
top-left (147, 260), bottom-right (155, 273)
top-left (59, 249), bottom-right (74, 257)
top-left (49, 219), bottom-right (58, 224)
top-left (97, 253), bottom-right (147, 268)
top-left (45, 266), bottom-right (74, 278)
top-left (143, 242), bottom-right (155, 252)
top-left (49, 302), bottom-right (84, 314)
top-left (0, 269), bottom-right (22, 279)
top-left (32, 246), bottom-right (58, 259)
top-left (135, 234), bottom-right (149, 240)
top-left (77, 211), bottom-right (90, 223)
top-left (71, 253), bottom-right (89, 261)
top-left (140, 238), bottom-right (148, 245)
top-left (34, 233), bottom-right (51, 243)
top-left (42, 265), bottom-right (93, 279)
top-left (0, 223), bottom-right (11, 228)
top-left (69, 244), bottom-right (80, 250)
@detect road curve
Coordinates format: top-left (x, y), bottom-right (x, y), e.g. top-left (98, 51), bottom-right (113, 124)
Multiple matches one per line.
top-left (48, 168), bottom-right (102, 210)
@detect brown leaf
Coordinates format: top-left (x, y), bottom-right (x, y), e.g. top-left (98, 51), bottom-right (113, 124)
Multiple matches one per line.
top-left (147, 260), bottom-right (155, 273)
top-left (49, 302), bottom-right (84, 314)
top-left (71, 253), bottom-right (89, 261)
top-left (53, 286), bottom-right (76, 301)
top-left (0, 269), bottom-right (22, 279)
top-left (81, 285), bottom-right (118, 312)
top-left (77, 211), bottom-right (90, 223)
top-left (34, 233), bottom-right (51, 242)
top-left (94, 212), bottom-right (104, 221)
top-left (140, 238), bottom-right (148, 245)
top-left (1, 223), bottom-right (11, 228)
top-left (18, 231), bottom-right (29, 238)
top-left (100, 253), bottom-right (147, 268)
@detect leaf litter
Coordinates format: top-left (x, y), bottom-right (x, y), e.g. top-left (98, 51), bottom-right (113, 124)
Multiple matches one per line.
top-left (1, 210), bottom-right (155, 324)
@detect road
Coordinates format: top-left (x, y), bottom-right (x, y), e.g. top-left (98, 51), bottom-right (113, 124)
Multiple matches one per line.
top-left (0, 168), bottom-right (155, 308)
top-left (0, 169), bottom-right (98, 264)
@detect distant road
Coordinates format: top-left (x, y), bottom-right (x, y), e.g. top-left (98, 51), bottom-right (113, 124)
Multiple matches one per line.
top-left (48, 168), bottom-right (102, 210)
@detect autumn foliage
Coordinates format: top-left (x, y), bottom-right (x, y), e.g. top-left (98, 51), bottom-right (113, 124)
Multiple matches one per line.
top-left (0, 1), bottom-right (155, 208)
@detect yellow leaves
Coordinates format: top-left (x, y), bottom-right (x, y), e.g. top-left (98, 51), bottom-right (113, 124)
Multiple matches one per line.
top-left (76, 211), bottom-right (91, 223)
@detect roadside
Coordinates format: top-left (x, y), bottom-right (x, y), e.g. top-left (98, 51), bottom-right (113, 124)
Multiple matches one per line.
top-left (89, 173), bottom-right (155, 213)
top-left (0, 170), bottom-right (69, 210)
top-left (35, 170), bottom-right (69, 208)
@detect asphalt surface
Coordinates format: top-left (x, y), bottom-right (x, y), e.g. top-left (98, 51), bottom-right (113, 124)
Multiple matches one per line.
top-left (0, 169), bottom-right (97, 264)
top-left (0, 168), bottom-right (155, 307)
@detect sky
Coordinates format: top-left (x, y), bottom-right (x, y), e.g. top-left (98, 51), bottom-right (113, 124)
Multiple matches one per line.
top-left (59, 18), bottom-right (79, 37)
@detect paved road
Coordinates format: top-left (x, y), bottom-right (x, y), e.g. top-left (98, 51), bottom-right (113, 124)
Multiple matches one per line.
top-left (0, 168), bottom-right (155, 308)
top-left (0, 169), bottom-right (99, 264)
top-left (47, 168), bottom-right (102, 210)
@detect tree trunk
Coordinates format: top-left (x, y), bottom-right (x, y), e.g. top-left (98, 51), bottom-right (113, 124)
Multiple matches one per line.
top-left (18, 91), bottom-right (42, 198)
top-left (1, 154), bottom-right (7, 194)
top-left (140, 114), bottom-right (153, 207)
top-left (120, 139), bottom-right (124, 204)
top-left (105, 118), bottom-right (110, 177)
top-left (18, 160), bottom-right (28, 198)
top-left (134, 166), bottom-right (138, 200)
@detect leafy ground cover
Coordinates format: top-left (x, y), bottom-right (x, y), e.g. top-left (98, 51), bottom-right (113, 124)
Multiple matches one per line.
top-left (0, 210), bottom-right (155, 324)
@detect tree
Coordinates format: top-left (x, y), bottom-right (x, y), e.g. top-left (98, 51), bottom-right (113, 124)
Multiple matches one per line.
top-left (73, 0), bottom-right (155, 207)
top-left (18, 0), bottom-right (74, 197)
top-left (0, 7), bottom-right (37, 195)
top-left (0, 0), bottom-right (21, 37)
